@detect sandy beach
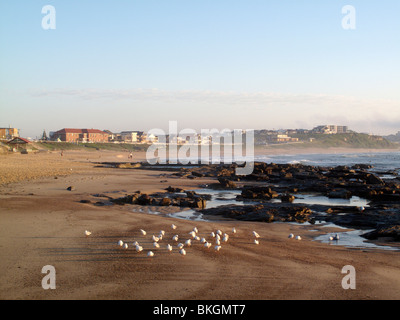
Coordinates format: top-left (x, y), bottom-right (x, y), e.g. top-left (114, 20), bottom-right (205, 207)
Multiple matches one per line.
top-left (0, 149), bottom-right (399, 300)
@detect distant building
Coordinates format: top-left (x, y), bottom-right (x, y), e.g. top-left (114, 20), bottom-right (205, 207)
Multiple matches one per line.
top-left (0, 127), bottom-right (19, 140)
top-left (266, 134), bottom-right (299, 143)
top-left (7, 137), bottom-right (30, 151)
top-left (312, 125), bottom-right (348, 134)
top-left (51, 128), bottom-right (109, 143)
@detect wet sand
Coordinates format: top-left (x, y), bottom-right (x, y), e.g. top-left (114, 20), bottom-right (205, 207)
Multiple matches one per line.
top-left (0, 150), bottom-right (399, 300)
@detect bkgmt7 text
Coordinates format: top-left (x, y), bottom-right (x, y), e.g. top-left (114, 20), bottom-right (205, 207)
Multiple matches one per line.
top-left (153, 304), bottom-right (246, 317)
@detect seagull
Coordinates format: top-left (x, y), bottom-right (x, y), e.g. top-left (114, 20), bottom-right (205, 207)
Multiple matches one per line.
top-left (357, 206), bottom-right (365, 213)
top-left (195, 236), bottom-right (200, 241)
top-left (153, 242), bottom-right (160, 248)
top-left (204, 242), bottom-right (212, 248)
top-left (172, 235), bottom-right (179, 241)
top-left (135, 245), bottom-right (143, 252)
top-left (216, 230), bottom-right (222, 236)
top-left (333, 233), bottom-right (340, 241)
top-left (133, 241), bottom-right (139, 246)
top-left (160, 230), bottom-right (165, 236)
top-left (200, 237), bottom-right (206, 244)
top-left (232, 227), bottom-right (237, 234)
top-left (179, 248), bottom-right (186, 256)
top-left (253, 231), bottom-right (260, 238)
top-left (118, 240), bottom-right (124, 247)
top-left (152, 235), bottom-right (160, 242)
top-left (123, 243), bottom-right (129, 249)
top-left (215, 239), bottom-right (221, 246)
top-left (193, 227), bottom-right (198, 233)
top-left (140, 229), bottom-right (147, 236)
top-left (211, 232), bottom-right (216, 238)
top-left (171, 224), bottom-right (177, 230)
top-left (214, 245), bottom-right (222, 251)
top-left (167, 244), bottom-right (173, 252)
top-left (177, 243), bottom-right (184, 249)
top-left (185, 239), bottom-right (192, 247)
top-left (147, 251), bottom-right (154, 257)
top-left (84, 230), bottom-right (92, 237)
top-left (189, 231), bottom-right (196, 239)
top-left (295, 236), bottom-right (302, 240)
top-left (288, 233), bottom-right (295, 239)
top-left (216, 234), bottom-right (221, 241)
top-left (222, 234), bottom-right (229, 242)
top-left (254, 239), bottom-right (259, 245)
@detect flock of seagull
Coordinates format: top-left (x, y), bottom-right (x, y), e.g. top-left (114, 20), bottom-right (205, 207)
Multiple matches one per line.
top-left (84, 226), bottom-right (341, 257)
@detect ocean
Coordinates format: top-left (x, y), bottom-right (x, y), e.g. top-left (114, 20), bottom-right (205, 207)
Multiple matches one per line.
top-left (254, 151), bottom-right (400, 177)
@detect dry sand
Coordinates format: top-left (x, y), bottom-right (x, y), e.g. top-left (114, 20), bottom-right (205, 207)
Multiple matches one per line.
top-left (0, 149), bottom-right (399, 300)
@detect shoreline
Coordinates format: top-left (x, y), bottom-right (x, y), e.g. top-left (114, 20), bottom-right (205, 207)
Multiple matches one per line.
top-left (0, 150), bottom-right (399, 300)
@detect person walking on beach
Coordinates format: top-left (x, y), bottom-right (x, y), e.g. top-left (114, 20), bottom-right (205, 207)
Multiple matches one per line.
top-left (60, 150), bottom-right (64, 157)
top-left (128, 152), bottom-right (133, 159)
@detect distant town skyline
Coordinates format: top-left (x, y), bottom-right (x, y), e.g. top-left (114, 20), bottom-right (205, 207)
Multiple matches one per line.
top-left (1, 1), bottom-right (399, 138)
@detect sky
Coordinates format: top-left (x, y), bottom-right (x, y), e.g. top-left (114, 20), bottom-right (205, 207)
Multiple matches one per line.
top-left (0, 0), bottom-right (399, 138)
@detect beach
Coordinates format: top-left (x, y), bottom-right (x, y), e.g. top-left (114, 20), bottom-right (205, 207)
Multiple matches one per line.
top-left (0, 149), bottom-right (399, 300)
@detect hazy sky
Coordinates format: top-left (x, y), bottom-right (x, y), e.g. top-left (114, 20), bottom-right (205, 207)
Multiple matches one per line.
top-left (1, 0), bottom-right (399, 138)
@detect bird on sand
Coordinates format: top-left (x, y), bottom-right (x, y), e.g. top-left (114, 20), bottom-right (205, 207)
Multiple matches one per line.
top-left (171, 224), bottom-right (177, 230)
top-left (179, 248), bottom-right (186, 256)
top-left (135, 245), bottom-right (143, 252)
top-left (254, 239), bottom-right (259, 245)
top-left (147, 251), bottom-right (154, 257)
top-left (167, 244), bottom-right (173, 252)
top-left (253, 231), bottom-right (260, 238)
top-left (140, 229), bottom-right (147, 236)
top-left (84, 230), bottom-right (92, 237)
top-left (288, 233), bottom-right (295, 239)
top-left (123, 243), bottom-right (129, 249)
top-left (295, 236), bottom-right (302, 240)
top-left (214, 245), bottom-right (222, 251)
top-left (118, 240), bottom-right (124, 247)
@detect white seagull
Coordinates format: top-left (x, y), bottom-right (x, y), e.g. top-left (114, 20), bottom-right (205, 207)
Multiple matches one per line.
top-left (253, 231), bottom-right (260, 238)
top-left (123, 243), bottom-right (129, 249)
top-left (185, 239), bottom-right (192, 247)
top-left (167, 244), bottom-right (173, 252)
top-left (295, 235), bottom-right (302, 241)
top-left (84, 230), bottom-right (92, 237)
top-left (172, 235), bottom-right (179, 241)
top-left (179, 248), bottom-right (186, 256)
top-left (288, 233), bottom-right (295, 239)
top-left (118, 240), bottom-right (124, 247)
top-left (140, 229), bottom-right (147, 236)
top-left (147, 251), bottom-right (154, 257)
top-left (171, 224), bottom-right (177, 230)
top-left (214, 245), bottom-right (222, 251)
top-left (232, 227), bottom-right (237, 234)
top-left (177, 243), bottom-right (184, 249)
top-left (153, 242), bottom-right (160, 248)
top-left (152, 235), bottom-right (160, 242)
top-left (135, 245), bottom-right (143, 252)
top-left (204, 242), bottom-right (212, 248)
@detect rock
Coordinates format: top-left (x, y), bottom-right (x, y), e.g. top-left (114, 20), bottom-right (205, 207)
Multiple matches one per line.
top-left (327, 189), bottom-right (352, 199)
top-left (362, 225), bottom-right (400, 241)
top-left (165, 186), bottom-right (185, 193)
top-left (217, 177), bottom-right (237, 188)
top-left (66, 186), bottom-right (75, 191)
top-left (160, 197), bottom-right (171, 206)
top-left (281, 194), bottom-right (295, 203)
top-left (366, 173), bottom-right (385, 185)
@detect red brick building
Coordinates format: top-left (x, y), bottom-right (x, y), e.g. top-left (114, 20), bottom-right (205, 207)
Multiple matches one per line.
top-left (51, 128), bottom-right (109, 143)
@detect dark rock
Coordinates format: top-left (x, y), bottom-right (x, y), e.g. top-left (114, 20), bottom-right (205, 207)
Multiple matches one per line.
top-left (217, 177), bottom-right (237, 188)
top-left (67, 186), bottom-right (75, 191)
top-left (327, 189), bottom-right (352, 199)
top-left (281, 194), bottom-right (295, 203)
top-left (362, 225), bottom-right (400, 241)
